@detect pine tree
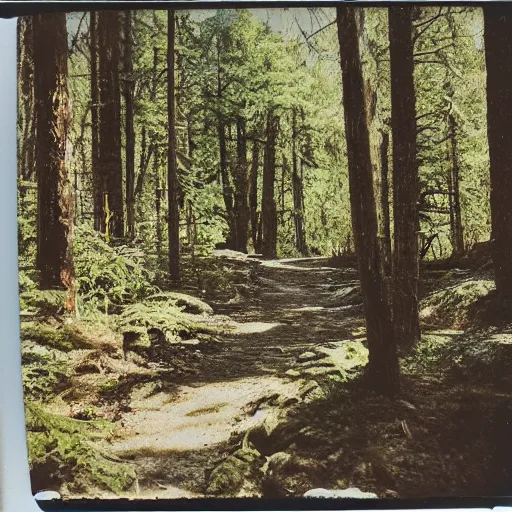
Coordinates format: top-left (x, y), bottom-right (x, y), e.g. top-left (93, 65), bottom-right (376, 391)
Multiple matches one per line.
top-left (167, 10), bottom-right (181, 282)
top-left (389, 5), bottom-right (421, 348)
top-left (337, 6), bottom-right (400, 395)
top-left (33, 13), bottom-right (76, 313)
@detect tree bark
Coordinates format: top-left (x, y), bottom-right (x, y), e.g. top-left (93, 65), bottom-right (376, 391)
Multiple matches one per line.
top-left (484, 6), bottom-right (512, 299)
top-left (448, 112), bottom-right (464, 259)
top-left (98, 11), bottom-right (124, 240)
top-left (249, 141), bottom-right (260, 252)
top-left (18, 17), bottom-right (35, 188)
top-left (233, 117), bottom-right (250, 253)
top-left (124, 11), bottom-right (135, 240)
top-left (261, 110), bottom-right (279, 259)
top-left (167, 10), bottom-right (180, 283)
top-left (152, 47), bottom-right (163, 262)
top-left (292, 108), bottom-right (308, 256)
top-left (33, 13), bottom-right (76, 314)
top-left (379, 130), bottom-right (392, 275)
top-left (389, 5), bottom-right (421, 348)
top-left (90, 11), bottom-right (101, 232)
top-left (337, 6), bottom-right (400, 395)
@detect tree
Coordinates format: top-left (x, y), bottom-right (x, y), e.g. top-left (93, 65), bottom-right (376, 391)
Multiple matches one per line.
top-left (33, 13), bottom-right (76, 313)
top-left (261, 109), bottom-right (279, 259)
top-left (17, 17), bottom-right (35, 190)
top-left (97, 11), bottom-right (124, 239)
top-left (447, 110), bottom-right (464, 258)
top-left (249, 140), bottom-right (260, 251)
top-left (233, 117), bottom-right (250, 253)
top-left (292, 108), bottom-right (308, 256)
top-left (389, 5), bottom-right (421, 348)
top-left (168, 9), bottom-right (181, 282)
top-left (123, 11), bottom-right (136, 240)
top-left (337, 6), bottom-right (400, 395)
top-left (90, 11), bottom-right (101, 232)
top-left (484, 5), bottom-right (512, 299)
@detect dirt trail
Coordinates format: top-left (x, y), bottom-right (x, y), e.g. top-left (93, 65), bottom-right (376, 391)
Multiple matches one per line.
top-left (107, 257), bottom-right (363, 498)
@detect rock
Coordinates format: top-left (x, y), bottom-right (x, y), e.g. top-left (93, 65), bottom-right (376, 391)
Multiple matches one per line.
top-left (298, 351), bottom-right (321, 362)
top-left (303, 366), bottom-right (340, 377)
top-left (266, 451), bottom-right (293, 473)
top-left (285, 369), bottom-right (301, 378)
top-left (304, 487), bottom-right (378, 499)
top-left (206, 447), bottom-right (264, 496)
top-left (74, 361), bottom-right (101, 375)
top-left (249, 408), bottom-right (290, 454)
top-left (299, 380), bottom-right (322, 400)
top-left (181, 339), bottom-right (201, 346)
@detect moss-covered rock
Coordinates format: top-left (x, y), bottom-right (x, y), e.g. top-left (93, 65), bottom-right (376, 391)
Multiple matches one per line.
top-left (26, 404), bottom-right (136, 495)
top-left (118, 299), bottom-right (233, 360)
top-left (420, 279), bottom-right (494, 329)
top-left (21, 322), bottom-right (93, 352)
top-left (146, 291), bottom-right (214, 315)
top-left (206, 446), bottom-right (265, 496)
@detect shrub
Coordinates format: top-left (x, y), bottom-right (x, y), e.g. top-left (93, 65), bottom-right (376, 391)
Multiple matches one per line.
top-left (74, 225), bottom-right (157, 313)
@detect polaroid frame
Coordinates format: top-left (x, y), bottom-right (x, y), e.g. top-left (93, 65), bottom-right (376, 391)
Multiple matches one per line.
top-left (1, 2), bottom-right (512, 512)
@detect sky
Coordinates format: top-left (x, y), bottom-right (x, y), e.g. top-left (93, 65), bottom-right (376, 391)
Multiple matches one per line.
top-left (67, 7), bottom-right (337, 42)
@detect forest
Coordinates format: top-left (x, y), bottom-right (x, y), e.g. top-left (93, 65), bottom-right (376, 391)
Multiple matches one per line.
top-left (17, 5), bottom-right (512, 500)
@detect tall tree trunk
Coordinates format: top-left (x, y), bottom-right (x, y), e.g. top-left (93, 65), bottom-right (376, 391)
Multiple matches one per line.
top-left (233, 117), bottom-right (249, 253)
top-left (124, 11), bottom-right (135, 240)
top-left (151, 47), bottom-right (163, 262)
top-left (337, 6), bottom-right (400, 395)
top-left (18, 17), bottom-right (35, 188)
top-left (389, 5), bottom-right (420, 348)
top-left (448, 112), bottom-right (464, 259)
top-left (98, 11), bottom-right (124, 239)
top-left (484, 6), bottom-right (512, 300)
top-left (33, 13), bottom-right (76, 314)
top-left (261, 110), bottom-right (279, 259)
top-left (249, 141), bottom-right (260, 252)
top-left (292, 109), bottom-right (308, 256)
top-left (379, 130), bottom-right (392, 275)
top-left (167, 10), bottom-right (180, 283)
top-left (90, 11), bottom-right (101, 232)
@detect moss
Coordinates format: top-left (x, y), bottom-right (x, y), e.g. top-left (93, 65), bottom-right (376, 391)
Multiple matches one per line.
top-left (26, 404), bottom-right (136, 494)
top-left (21, 322), bottom-right (93, 352)
top-left (146, 291), bottom-right (214, 315)
top-left (402, 330), bottom-right (464, 374)
top-left (118, 299), bottom-right (232, 347)
top-left (420, 279), bottom-right (494, 329)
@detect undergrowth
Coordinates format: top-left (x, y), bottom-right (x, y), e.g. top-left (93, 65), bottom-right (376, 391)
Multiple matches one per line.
top-left (26, 404), bottom-right (136, 494)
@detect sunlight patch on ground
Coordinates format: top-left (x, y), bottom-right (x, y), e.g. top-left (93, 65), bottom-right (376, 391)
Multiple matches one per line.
top-left (287, 306), bottom-right (325, 312)
top-left (234, 321), bottom-right (281, 334)
top-left (111, 376), bottom-right (300, 454)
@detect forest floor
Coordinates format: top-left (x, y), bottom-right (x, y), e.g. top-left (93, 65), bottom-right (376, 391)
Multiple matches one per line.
top-left (25, 252), bottom-right (512, 500)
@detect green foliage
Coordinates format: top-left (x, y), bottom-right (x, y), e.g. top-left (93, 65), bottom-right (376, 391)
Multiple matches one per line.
top-left (19, 289), bottom-right (67, 318)
top-left (146, 291), bottom-right (214, 315)
top-left (118, 296), bottom-right (229, 344)
top-left (21, 322), bottom-right (93, 352)
top-left (74, 225), bottom-right (157, 313)
top-left (26, 404), bottom-right (136, 494)
top-left (22, 342), bottom-right (71, 401)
